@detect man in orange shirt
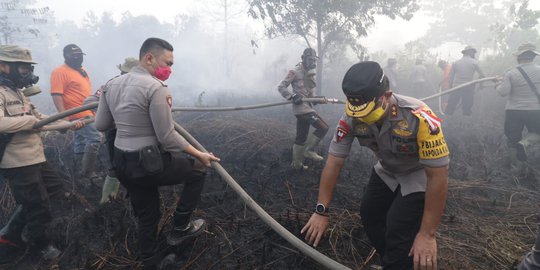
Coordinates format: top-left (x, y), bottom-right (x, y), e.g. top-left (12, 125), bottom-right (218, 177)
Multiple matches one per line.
top-left (50, 44), bottom-right (101, 181)
top-left (437, 60), bottom-right (452, 113)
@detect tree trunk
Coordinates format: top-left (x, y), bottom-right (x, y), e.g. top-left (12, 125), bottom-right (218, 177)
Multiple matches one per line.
top-left (316, 19), bottom-right (323, 96)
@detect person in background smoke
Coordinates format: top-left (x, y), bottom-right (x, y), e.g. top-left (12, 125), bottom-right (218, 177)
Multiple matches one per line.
top-left (409, 58), bottom-right (428, 98)
top-left (277, 48), bottom-right (329, 170)
top-left (508, 43), bottom-right (540, 270)
top-left (84, 57), bottom-right (139, 204)
top-left (437, 60), bottom-right (452, 112)
top-left (445, 45), bottom-right (485, 116)
top-left (495, 42), bottom-right (540, 183)
top-left (50, 44), bottom-right (102, 182)
top-left (384, 58), bottom-right (399, 92)
top-left (95, 37), bottom-right (220, 269)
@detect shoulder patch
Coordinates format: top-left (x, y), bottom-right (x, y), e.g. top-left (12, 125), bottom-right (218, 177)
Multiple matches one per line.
top-left (286, 70), bottom-right (296, 80)
top-left (412, 107), bottom-right (441, 135)
top-left (336, 119), bottom-right (350, 142)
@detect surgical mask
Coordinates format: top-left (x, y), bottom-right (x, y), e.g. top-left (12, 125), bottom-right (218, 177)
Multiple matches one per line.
top-left (154, 66), bottom-right (171, 81)
top-left (303, 56), bottom-right (317, 70)
top-left (358, 100), bottom-right (387, 125)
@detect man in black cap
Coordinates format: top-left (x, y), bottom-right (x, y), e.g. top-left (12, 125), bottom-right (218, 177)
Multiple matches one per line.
top-left (277, 48), bottom-right (329, 170)
top-left (445, 45), bottom-right (485, 115)
top-left (301, 61), bottom-right (449, 270)
top-left (50, 44), bottom-right (101, 182)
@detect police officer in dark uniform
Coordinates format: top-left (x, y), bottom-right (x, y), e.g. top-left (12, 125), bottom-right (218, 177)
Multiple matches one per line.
top-left (302, 61), bottom-right (449, 270)
top-left (95, 38), bottom-right (220, 268)
top-left (0, 45), bottom-right (72, 262)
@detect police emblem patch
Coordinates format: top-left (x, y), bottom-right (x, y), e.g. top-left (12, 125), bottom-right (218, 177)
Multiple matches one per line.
top-left (336, 119), bottom-right (350, 142)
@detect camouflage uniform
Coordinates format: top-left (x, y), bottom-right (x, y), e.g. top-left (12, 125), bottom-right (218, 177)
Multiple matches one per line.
top-left (278, 49), bottom-right (329, 169)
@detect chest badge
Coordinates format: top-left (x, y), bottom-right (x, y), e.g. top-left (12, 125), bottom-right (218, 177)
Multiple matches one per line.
top-left (392, 120), bottom-right (412, 136)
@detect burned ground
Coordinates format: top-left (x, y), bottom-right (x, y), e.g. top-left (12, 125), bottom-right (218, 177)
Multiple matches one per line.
top-left (0, 105), bottom-right (539, 270)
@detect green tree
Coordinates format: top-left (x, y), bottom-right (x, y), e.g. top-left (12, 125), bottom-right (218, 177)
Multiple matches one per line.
top-left (248, 0), bottom-right (419, 95)
top-left (418, 0), bottom-right (540, 55)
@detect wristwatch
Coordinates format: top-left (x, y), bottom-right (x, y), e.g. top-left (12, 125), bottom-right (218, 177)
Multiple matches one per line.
top-left (315, 203), bottom-right (329, 215)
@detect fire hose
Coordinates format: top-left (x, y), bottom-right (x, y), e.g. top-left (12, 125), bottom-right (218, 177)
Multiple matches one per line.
top-left (31, 77), bottom-right (496, 268)
top-left (33, 99), bottom-right (351, 270)
top-left (420, 76), bottom-right (498, 102)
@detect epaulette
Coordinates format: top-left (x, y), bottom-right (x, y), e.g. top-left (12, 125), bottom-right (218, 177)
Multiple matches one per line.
top-left (106, 74), bottom-right (123, 84)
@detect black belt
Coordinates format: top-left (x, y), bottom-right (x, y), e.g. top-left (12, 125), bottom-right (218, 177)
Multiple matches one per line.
top-left (114, 148), bottom-right (140, 161)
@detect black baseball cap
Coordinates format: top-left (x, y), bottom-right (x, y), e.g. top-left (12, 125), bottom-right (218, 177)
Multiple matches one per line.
top-left (342, 61), bottom-right (387, 117)
top-left (63, 44), bottom-right (85, 56)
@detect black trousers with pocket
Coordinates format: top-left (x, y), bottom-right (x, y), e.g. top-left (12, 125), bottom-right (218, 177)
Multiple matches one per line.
top-left (360, 169), bottom-right (425, 270)
top-left (504, 109), bottom-right (540, 161)
top-left (0, 162), bottom-right (64, 248)
top-left (114, 148), bottom-right (206, 259)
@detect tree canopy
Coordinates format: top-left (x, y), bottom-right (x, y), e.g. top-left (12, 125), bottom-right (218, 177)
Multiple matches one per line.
top-left (248, 0), bottom-right (419, 94)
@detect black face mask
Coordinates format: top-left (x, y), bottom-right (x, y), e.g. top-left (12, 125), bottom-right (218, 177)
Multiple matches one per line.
top-left (6, 63), bottom-right (39, 89)
top-left (303, 56), bottom-right (317, 70)
top-left (65, 55), bottom-right (84, 69)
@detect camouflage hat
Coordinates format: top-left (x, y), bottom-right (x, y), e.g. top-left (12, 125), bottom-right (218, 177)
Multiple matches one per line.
top-left (461, 45), bottom-right (477, 54)
top-left (0, 45), bottom-right (36, 64)
top-left (513, 43), bottom-right (540, 56)
top-left (117, 57), bottom-right (139, 73)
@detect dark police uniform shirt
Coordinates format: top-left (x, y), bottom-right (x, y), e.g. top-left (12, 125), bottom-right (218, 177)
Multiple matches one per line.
top-left (329, 94), bottom-right (450, 196)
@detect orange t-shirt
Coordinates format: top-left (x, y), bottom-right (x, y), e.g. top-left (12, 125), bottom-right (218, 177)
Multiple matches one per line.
top-left (442, 64), bottom-right (452, 90)
top-left (50, 64), bottom-right (93, 120)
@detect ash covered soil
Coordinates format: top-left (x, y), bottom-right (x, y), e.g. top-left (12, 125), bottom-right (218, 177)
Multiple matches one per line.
top-left (0, 106), bottom-right (539, 270)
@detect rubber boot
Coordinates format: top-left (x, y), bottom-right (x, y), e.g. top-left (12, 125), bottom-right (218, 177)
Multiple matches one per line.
top-left (39, 244), bottom-right (61, 260)
top-left (99, 175), bottom-right (120, 204)
top-left (520, 133), bottom-right (540, 148)
top-left (303, 134), bottom-right (324, 162)
top-left (0, 206), bottom-right (26, 263)
top-left (81, 151), bottom-right (99, 181)
top-left (0, 205), bottom-right (26, 246)
top-left (291, 144), bottom-right (308, 170)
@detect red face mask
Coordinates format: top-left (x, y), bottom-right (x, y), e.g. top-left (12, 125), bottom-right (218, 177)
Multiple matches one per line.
top-left (154, 66), bottom-right (171, 81)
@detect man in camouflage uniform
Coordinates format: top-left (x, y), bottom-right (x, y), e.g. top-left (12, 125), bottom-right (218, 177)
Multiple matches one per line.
top-left (0, 45), bottom-right (77, 262)
top-left (277, 48), bottom-right (329, 169)
top-left (302, 61), bottom-right (449, 270)
top-left (85, 57), bottom-right (139, 204)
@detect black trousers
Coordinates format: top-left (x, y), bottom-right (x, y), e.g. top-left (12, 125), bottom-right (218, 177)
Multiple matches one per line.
top-left (0, 162), bottom-right (64, 248)
top-left (504, 110), bottom-right (540, 161)
top-left (444, 84), bottom-right (475, 116)
top-left (360, 170), bottom-right (425, 270)
top-left (294, 112), bottom-right (329, 145)
top-left (114, 148), bottom-right (206, 259)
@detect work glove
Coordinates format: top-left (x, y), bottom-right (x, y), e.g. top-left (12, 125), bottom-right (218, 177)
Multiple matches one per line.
top-left (291, 94), bottom-right (303, 105)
